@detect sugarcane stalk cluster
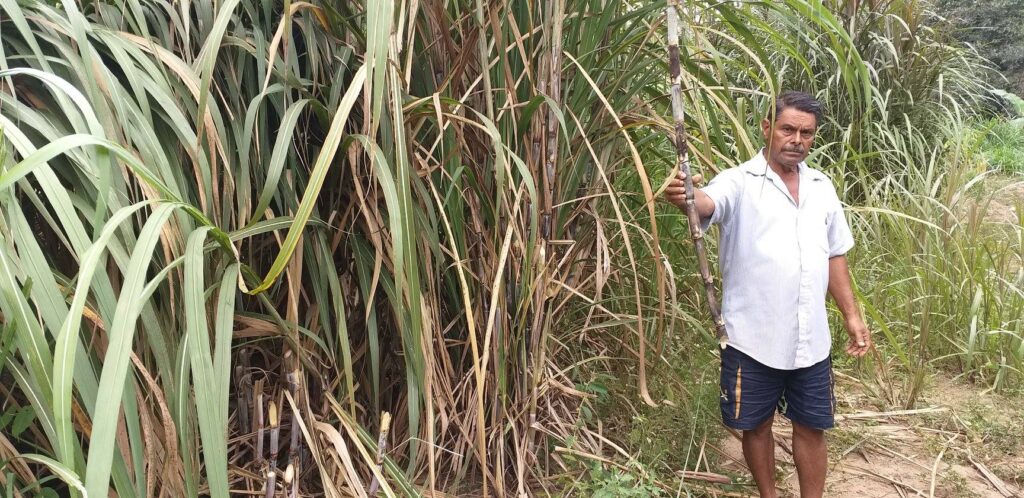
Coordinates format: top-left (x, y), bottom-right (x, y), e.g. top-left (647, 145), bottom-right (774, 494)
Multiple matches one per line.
top-left (233, 348), bottom-right (305, 498)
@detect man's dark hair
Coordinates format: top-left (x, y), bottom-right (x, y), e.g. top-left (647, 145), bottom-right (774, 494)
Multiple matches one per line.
top-left (772, 91), bottom-right (823, 126)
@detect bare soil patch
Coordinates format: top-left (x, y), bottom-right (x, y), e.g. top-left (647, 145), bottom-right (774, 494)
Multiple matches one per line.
top-left (980, 179), bottom-right (1023, 226)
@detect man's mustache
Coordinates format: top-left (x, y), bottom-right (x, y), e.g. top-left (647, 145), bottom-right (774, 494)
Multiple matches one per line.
top-left (783, 147), bottom-right (805, 153)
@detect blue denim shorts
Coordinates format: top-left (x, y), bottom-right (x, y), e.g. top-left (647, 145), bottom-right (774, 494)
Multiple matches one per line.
top-left (719, 346), bottom-right (836, 430)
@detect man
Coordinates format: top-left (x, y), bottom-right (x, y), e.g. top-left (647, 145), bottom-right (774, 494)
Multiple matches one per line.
top-left (664, 91), bottom-right (871, 498)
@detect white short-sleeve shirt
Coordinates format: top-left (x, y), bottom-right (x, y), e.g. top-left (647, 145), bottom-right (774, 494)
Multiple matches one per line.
top-left (701, 149), bottom-right (854, 370)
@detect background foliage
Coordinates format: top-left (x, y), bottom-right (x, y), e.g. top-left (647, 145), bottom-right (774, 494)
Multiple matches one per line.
top-left (935, 0), bottom-right (1024, 95)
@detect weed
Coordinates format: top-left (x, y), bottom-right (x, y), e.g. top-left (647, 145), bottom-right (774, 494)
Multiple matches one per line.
top-left (604, 343), bottom-right (724, 468)
top-left (939, 469), bottom-right (979, 498)
top-left (570, 462), bottom-right (666, 498)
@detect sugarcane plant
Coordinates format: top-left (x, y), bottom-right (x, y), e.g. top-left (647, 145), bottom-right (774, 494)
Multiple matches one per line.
top-left (665, 2), bottom-right (728, 348)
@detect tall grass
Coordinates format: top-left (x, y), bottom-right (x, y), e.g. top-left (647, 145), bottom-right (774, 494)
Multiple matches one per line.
top-left (846, 131), bottom-right (1024, 407)
top-left (0, 0), bottom-right (706, 495)
top-left (821, 3), bottom-right (1024, 405)
top-left (0, 0), bottom-right (1017, 496)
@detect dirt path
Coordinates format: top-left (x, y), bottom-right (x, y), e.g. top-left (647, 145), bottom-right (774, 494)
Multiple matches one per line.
top-left (717, 374), bottom-right (1024, 497)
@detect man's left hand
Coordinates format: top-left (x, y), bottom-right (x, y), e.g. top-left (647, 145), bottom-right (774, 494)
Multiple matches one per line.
top-left (844, 316), bottom-right (871, 358)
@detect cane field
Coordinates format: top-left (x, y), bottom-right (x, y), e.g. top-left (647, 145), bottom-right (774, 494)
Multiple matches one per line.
top-left (0, 0), bottom-right (1021, 497)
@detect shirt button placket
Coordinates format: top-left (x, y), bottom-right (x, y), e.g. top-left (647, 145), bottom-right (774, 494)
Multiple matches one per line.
top-left (796, 211), bottom-right (810, 366)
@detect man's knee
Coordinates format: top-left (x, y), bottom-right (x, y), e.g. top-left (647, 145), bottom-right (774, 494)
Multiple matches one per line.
top-left (745, 415), bottom-right (774, 439)
top-left (792, 421), bottom-right (824, 441)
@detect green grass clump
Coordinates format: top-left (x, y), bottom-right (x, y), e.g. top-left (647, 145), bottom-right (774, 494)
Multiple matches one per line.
top-left (588, 344), bottom-right (723, 474)
top-left (977, 118), bottom-right (1024, 173)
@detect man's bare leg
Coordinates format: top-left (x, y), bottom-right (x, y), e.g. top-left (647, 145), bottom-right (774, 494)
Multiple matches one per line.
top-left (791, 421), bottom-right (826, 498)
top-left (742, 416), bottom-right (778, 498)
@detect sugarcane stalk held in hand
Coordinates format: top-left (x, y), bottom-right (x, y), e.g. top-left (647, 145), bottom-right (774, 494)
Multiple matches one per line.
top-left (665, 3), bottom-right (728, 348)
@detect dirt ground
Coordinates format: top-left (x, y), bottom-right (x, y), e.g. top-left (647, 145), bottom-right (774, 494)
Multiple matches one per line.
top-left (716, 373), bottom-right (1024, 497)
top-left (979, 179), bottom-right (1023, 226)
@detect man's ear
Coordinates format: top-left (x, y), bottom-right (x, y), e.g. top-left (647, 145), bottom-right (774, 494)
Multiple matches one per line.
top-left (761, 118), bottom-right (771, 139)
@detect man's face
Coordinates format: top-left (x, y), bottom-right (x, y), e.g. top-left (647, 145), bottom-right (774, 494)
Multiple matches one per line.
top-left (761, 107), bottom-right (817, 171)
